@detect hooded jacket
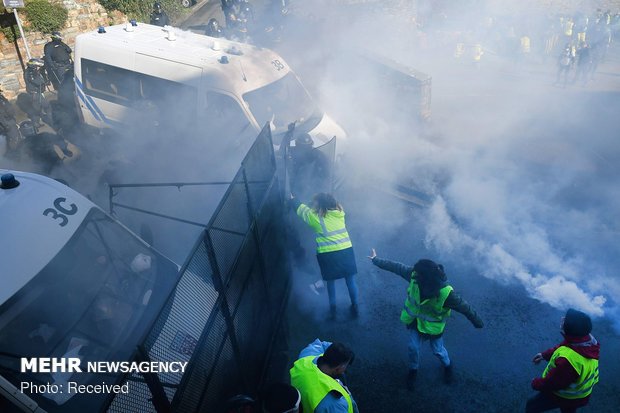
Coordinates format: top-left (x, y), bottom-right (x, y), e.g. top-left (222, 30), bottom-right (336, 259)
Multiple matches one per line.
top-left (371, 257), bottom-right (483, 335)
top-left (531, 334), bottom-right (600, 409)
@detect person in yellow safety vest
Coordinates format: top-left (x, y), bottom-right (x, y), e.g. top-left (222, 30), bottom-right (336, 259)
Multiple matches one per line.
top-left (564, 17), bottom-right (574, 37)
top-left (575, 14), bottom-right (588, 45)
top-left (290, 339), bottom-right (358, 413)
top-left (368, 249), bottom-right (483, 391)
top-left (291, 193), bottom-right (359, 320)
top-left (471, 43), bottom-right (483, 69)
top-left (520, 35), bottom-right (531, 55)
top-left (526, 309), bottom-right (600, 413)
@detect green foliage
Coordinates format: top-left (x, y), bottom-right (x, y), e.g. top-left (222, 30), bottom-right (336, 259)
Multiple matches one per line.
top-left (0, 26), bottom-right (19, 43)
top-left (24, 0), bottom-right (68, 34)
top-left (98, 0), bottom-right (183, 23)
top-left (1, 7), bottom-right (20, 42)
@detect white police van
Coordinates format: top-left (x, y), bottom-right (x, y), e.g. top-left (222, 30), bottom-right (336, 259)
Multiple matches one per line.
top-left (0, 170), bottom-right (215, 412)
top-left (73, 22), bottom-right (346, 150)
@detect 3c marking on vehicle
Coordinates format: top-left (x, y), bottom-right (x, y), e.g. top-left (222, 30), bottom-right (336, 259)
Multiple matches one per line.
top-left (271, 60), bottom-right (285, 71)
top-left (43, 197), bottom-right (78, 227)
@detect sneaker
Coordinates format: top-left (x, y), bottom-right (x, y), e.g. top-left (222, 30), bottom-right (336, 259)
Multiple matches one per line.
top-left (443, 364), bottom-right (453, 385)
top-left (350, 303), bottom-right (359, 318)
top-left (406, 369), bottom-right (417, 391)
top-left (309, 280), bottom-right (324, 295)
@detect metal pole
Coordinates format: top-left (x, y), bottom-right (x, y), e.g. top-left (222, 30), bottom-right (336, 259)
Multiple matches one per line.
top-left (12, 8), bottom-right (31, 60)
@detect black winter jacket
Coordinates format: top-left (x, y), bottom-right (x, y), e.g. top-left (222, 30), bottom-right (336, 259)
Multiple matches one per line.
top-left (371, 257), bottom-right (484, 332)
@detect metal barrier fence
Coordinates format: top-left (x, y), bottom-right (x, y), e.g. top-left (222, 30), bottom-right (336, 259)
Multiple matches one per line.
top-left (106, 125), bottom-right (291, 413)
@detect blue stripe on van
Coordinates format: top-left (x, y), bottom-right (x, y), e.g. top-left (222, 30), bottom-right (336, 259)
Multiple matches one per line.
top-left (75, 77), bottom-right (110, 125)
top-left (75, 82), bottom-right (101, 122)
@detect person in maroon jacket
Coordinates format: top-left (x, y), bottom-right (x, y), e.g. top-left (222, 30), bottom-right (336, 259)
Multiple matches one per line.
top-left (526, 308), bottom-right (600, 413)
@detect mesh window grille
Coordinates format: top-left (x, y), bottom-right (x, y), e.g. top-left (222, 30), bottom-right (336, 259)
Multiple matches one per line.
top-left (104, 126), bottom-right (290, 413)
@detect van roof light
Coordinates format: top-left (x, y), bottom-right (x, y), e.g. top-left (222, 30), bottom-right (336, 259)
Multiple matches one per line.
top-left (212, 40), bottom-right (220, 51)
top-left (125, 22), bottom-right (134, 32)
top-left (1, 173), bottom-right (20, 189)
top-left (219, 56), bottom-right (229, 64)
top-left (130, 19), bottom-right (137, 27)
top-left (226, 46), bottom-right (243, 56)
top-left (162, 26), bottom-right (176, 41)
top-left (98, 26), bottom-right (106, 34)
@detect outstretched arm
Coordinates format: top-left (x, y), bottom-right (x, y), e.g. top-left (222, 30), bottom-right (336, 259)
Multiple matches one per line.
top-left (444, 291), bottom-right (484, 328)
top-left (288, 194), bottom-right (302, 212)
top-left (298, 338), bottom-right (332, 359)
top-left (368, 249), bottom-right (414, 282)
top-left (531, 357), bottom-right (579, 391)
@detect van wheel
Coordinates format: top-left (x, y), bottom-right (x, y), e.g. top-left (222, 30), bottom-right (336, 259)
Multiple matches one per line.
top-left (181, 0), bottom-right (192, 7)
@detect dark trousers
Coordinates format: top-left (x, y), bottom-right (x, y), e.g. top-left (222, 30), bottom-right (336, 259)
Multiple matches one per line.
top-left (1, 120), bottom-right (20, 151)
top-left (27, 92), bottom-right (51, 125)
top-left (526, 393), bottom-right (577, 413)
top-left (556, 66), bottom-right (570, 86)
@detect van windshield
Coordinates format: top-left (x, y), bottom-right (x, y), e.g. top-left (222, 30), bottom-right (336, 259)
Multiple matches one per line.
top-left (243, 72), bottom-right (321, 131)
top-left (0, 208), bottom-right (179, 409)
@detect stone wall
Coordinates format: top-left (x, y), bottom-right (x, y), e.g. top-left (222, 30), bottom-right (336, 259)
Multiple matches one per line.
top-left (0, 0), bottom-right (125, 100)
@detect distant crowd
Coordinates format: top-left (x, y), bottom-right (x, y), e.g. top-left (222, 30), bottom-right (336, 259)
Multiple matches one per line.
top-left (415, 7), bottom-right (619, 86)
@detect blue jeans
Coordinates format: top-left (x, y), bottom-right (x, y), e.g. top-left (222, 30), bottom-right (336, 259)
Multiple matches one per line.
top-left (326, 275), bottom-right (358, 308)
top-left (408, 328), bottom-right (450, 370)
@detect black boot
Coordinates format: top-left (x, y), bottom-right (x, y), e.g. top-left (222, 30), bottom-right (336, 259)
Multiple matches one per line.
top-left (328, 305), bottom-right (336, 321)
top-left (350, 303), bottom-right (359, 318)
top-left (444, 363), bottom-right (453, 384)
top-left (406, 369), bottom-right (417, 391)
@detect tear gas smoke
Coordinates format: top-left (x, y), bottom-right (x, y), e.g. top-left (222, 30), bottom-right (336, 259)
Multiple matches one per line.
top-left (290, 0), bottom-right (620, 324)
top-left (3, 0), bottom-right (618, 327)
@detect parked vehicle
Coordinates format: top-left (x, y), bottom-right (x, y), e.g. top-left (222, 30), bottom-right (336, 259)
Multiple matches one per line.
top-left (73, 23), bottom-right (346, 152)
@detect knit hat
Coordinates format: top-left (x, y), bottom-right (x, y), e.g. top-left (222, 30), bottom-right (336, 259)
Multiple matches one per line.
top-left (413, 259), bottom-right (447, 297)
top-left (563, 308), bottom-right (592, 337)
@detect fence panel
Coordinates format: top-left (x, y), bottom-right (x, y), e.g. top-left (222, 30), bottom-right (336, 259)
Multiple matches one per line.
top-left (105, 125), bottom-right (290, 413)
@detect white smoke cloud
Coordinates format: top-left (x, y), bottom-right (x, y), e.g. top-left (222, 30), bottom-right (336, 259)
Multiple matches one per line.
top-left (291, 0), bottom-right (620, 325)
top-left (424, 196), bottom-right (608, 317)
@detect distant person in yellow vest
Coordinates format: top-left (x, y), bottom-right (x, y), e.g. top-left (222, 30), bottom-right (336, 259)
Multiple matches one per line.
top-left (555, 43), bottom-right (574, 87)
top-left (575, 14), bottom-right (588, 44)
top-left (290, 339), bottom-right (358, 413)
top-left (471, 43), bottom-right (484, 69)
top-left (368, 249), bottom-right (483, 391)
top-left (520, 35), bottom-right (531, 62)
top-left (563, 17), bottom-right (575, 43)
top-left (526, 308), bottom-right (600, 413)
top-left (291, 193), bottom-right (359, 320)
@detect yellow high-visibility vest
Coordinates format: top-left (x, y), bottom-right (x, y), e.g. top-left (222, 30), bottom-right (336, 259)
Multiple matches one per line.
top-left (400, 273), bottom-right (453, 335)
top-left (542, 345), bottom-right (599, 400)
top-left (520, 36), bottom-right (531, 53)
top-left (290, 355), bottom-right (354, 413)
top-left (297, 203), bottom-right (352, 253)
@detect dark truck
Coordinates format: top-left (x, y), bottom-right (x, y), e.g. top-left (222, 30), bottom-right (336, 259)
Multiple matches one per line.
top-left (327, 50), bottom-right (432, 125)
